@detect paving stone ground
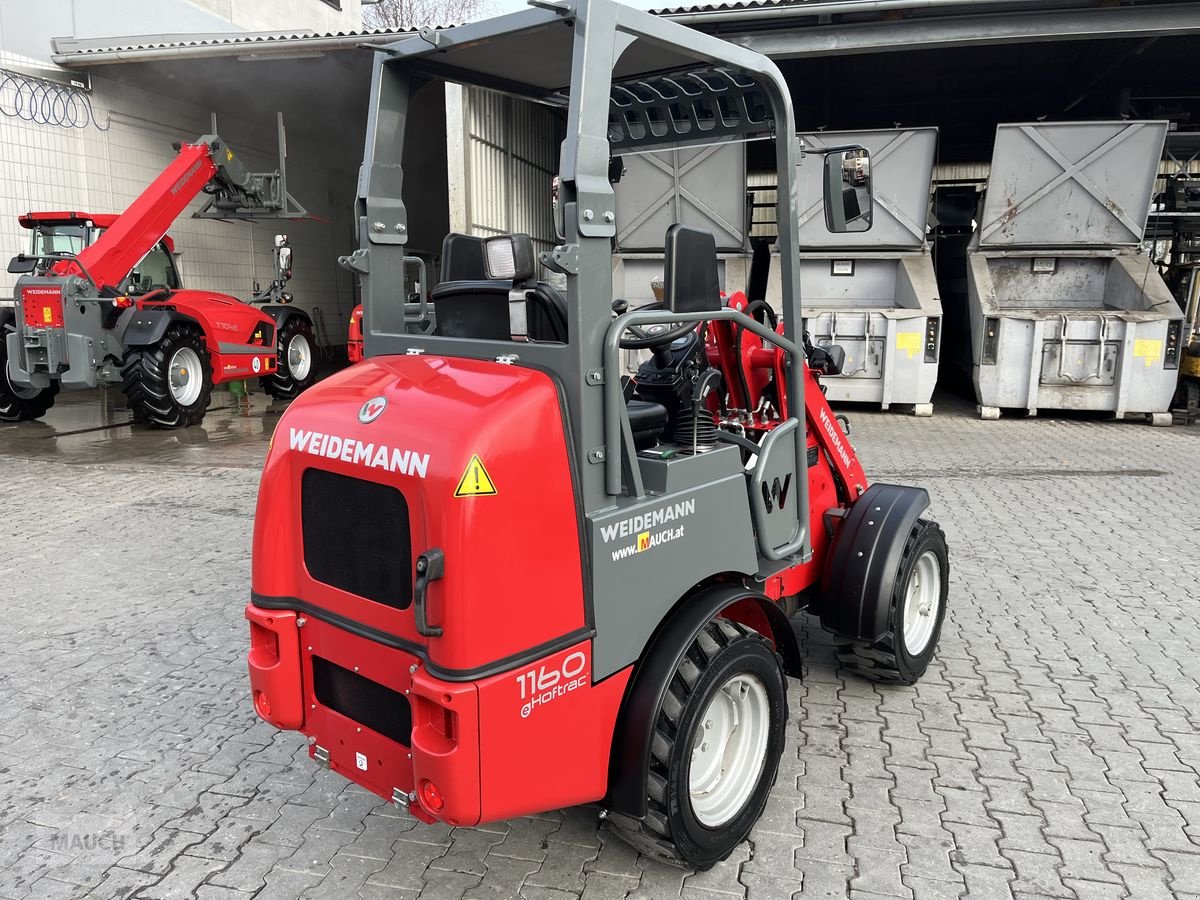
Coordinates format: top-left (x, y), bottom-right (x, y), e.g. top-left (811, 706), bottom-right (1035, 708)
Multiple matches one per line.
top-left (2, 390), bottom-right (1199, 899)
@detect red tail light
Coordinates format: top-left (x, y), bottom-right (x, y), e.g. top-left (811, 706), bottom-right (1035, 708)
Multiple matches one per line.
top-left (245, 606), bottom-right (304, 730)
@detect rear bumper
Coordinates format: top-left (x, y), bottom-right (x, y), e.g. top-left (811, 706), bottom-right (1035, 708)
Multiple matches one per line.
top-left (246, 602), bottom-right (632, 827)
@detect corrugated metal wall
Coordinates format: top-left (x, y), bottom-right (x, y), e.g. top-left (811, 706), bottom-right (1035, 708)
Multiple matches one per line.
top-left (455, 86), bottom-right (564, 252)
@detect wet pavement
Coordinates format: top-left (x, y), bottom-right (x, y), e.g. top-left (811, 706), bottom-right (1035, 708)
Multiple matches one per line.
top-left (0, 386), bottom-right (281, 471)
top-left (2, 387), bottom-right (1199, 899)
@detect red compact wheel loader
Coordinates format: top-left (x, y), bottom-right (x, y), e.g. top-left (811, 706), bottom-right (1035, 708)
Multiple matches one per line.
top-left (2, 116), bottom-right (318, 427)
top-left (246, 0), bottom-right (949, 868)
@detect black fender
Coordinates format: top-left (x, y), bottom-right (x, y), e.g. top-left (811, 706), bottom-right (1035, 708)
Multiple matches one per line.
top-left (257, 303), bottom-right (311, 336)
top-left (0, 306), bottom-right (13, 330)
top-left (605, 583), bottom-right (801, 820)
top-left (819, 482), bottom-right (931, 642)
top-left (122, 308), bottom-right (198, 348)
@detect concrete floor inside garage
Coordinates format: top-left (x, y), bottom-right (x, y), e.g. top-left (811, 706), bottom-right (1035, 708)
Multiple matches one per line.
top-left (1, 388), bottom-right (1199, 900)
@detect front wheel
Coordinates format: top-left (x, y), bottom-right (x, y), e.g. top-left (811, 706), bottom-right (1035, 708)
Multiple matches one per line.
top-left (838, 519), bottom-right (949, 684)
top-left (121, 322), bottom-right (213, 428)
top-left (610, 619), bottom-right (788, 869)
top-left (261, 316), bottom-right (317, 400)
top-left (0, 335), bottom-right (58, 422)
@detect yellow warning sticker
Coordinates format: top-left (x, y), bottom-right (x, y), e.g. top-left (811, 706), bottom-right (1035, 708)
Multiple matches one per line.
top-left (1133, 339), bottom-right (1162, 367)
top-left (454, 454), bottom-right (497, 497)
top-left (42, 307), bottom-right (53, 323)
top-left (896, 332), bottom-right (922, 358)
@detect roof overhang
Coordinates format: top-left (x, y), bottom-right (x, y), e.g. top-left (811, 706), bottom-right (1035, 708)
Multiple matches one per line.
top-left (656, 0), bottom-right (1200, 58)
top-left (51, 28), bottom-right (415, 66)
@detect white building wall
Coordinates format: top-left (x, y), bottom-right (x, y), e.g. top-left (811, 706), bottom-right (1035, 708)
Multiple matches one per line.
top-left (0, 48), bottom-right (357, 347)
top-left (187, 0), bottom-right (363, 34)
top-left (0, 0), bottom-right (363, 65)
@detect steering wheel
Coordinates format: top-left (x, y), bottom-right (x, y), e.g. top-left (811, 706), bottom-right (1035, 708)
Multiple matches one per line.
top-left (617, 301), bottom-right (702, 350)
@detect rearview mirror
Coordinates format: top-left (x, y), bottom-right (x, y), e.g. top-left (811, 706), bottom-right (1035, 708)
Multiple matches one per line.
top-left (823, 147), bottom-right (873, 233)
top-left (7, 255), bottom-right (36, 274)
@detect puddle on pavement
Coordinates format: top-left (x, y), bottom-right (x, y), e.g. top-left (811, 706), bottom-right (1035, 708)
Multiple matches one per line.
top-left (0, 386), bottom-right (287, 469)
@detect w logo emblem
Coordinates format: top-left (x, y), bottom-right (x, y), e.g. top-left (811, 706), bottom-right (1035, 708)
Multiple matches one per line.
top-left (760, 473), bottom-right (792, 514)
top-left (358, 397), bottom-right (388, 424)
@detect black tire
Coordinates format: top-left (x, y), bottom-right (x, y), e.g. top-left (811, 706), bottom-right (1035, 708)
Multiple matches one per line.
top-left (838, 519), bottom-right (949, 684)
top-left (0, 334), bottom-right (58, 422)
top-left (261, 316), bottom-right (317, 401)
top-left (120, 322), bottom-right (213, 428)
top-left (610, 619), bottom-right (788, 869)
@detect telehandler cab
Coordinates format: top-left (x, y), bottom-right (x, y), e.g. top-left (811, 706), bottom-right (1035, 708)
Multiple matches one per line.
top-left (247, 0), bottom-right (949, 867)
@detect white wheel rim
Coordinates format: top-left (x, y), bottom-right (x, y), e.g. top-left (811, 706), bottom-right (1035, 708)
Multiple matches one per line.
top-left (902, 550), bottom-right (941, 655)
top-left (688, 672), bottom-right (770, 827)
top-left (168, 346), bottom-right (203, 406)
top-left (5, 363), bottom-right (41, 400)
top-left (286, 333), bottom-right (312, 381)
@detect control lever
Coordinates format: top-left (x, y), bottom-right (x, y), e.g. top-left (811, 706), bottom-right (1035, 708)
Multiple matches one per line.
top-left (414, 548), bottom-right (445, 637)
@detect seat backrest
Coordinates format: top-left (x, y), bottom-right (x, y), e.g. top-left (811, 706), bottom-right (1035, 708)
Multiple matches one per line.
top-left (431, 280), bottom-right (568, 343)
top-left (440, 233), bottom-right (491, 282)
top-left (431, 280), bottom-right (511, 339)
top-left (663, 224), bottom-right (721, 314)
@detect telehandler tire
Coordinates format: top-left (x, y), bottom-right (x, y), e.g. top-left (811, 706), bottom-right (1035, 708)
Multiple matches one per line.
top-left (838, 519), bottom-right (948, 684)
top-left (0, 335), bottom-right (57, 421)
top-left (121, 322), bottom-right (213, 428)
top-left (611, 618), bottom-right (787, 869)
top-left (261, 316), bottom-right (317, 400)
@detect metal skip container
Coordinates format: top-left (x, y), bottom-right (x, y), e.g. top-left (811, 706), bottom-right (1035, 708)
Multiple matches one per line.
top-left (768, 128), bottom-right (942, 415)
top-left (967, 120), bottom-right (1183, 423)
top-left (610, 142), bottom-right (750, 304)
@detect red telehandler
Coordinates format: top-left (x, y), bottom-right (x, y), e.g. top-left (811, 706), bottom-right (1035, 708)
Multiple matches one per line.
top-left (246, 0), bottom-right (949, 869)
top-left (2, 116), bottom-right (317, 427)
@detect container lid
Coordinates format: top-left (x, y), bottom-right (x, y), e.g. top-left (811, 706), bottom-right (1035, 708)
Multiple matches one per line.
top-left (978, 120), bottom-right (1168, 248)
top-left (795, 127), bottom-right (938, 251)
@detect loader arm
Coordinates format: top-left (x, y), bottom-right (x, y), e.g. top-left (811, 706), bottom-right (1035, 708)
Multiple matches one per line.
top-left (58, 120), bottom-right (304, 293)
top-left (64, 142), bottom-right (220, 292)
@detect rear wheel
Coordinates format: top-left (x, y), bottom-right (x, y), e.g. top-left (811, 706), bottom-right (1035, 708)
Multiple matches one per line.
top-left (261, 316), bottom-right (317, 400)
top-left (610, 619), bottom-right (788, 869)
top-left (0, 333), bottom-right (57, 422)
top-left (839, 519), bottom-right (948, 684)
top-left (121, 323), bottom-right (213, 428)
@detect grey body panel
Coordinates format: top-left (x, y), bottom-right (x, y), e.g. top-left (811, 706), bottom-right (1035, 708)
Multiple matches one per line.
top-left (967, 121), bottom-right (1181, 416)
top-left (588, 448), bottom-right (757, 678)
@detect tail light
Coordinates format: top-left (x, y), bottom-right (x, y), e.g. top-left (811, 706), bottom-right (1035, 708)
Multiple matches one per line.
top-left (245, 606), bottom-right (304, 730)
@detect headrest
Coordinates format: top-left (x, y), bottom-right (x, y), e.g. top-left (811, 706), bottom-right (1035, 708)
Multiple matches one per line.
top-left (440, 233), bottom-right (490, 282)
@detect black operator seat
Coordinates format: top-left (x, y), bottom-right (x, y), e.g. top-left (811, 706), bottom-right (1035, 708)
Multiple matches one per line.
top-left (431, 233), bottom-right (567, 342)
top-left (626, 224), bottom-right (723, 450)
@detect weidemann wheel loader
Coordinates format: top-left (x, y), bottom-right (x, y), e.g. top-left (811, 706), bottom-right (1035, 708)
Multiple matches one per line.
top-left (246, 0), bottom-right (950, 868)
